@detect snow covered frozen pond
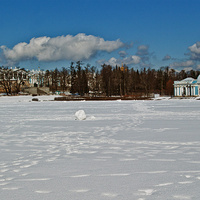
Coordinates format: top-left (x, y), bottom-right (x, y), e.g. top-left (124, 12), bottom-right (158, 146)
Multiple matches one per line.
top-left (0, 96), bottom-right (200, 199)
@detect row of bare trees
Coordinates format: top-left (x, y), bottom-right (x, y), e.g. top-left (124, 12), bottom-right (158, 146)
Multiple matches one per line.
top-left (1, 63), bottom-right (200, 96)
top-left (41, 62), bottom-right (200, 97)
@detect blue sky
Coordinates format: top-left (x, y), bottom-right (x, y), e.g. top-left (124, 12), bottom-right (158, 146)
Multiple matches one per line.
top-left (1, 0), bottom-right (200, 71)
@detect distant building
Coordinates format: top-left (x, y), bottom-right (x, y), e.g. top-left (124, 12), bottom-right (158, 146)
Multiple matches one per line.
top-left (174, 75), bottom-right (200, 96)
top-left (26, 68), bottom-right (49, 95)
top-left (0, 67), bottom-right (29, 94)
top-left (28, 68), bottom-right (45, 87)
top-left (0, 67), bottom-right (28, 82)
top-left (0, 67), bottom-right (50, 95)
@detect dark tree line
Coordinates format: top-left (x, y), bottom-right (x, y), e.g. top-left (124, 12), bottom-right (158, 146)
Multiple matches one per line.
top-left (42, 62), bottom-right (200, 97)
top-left (1, 63), bottom-right (200, 96)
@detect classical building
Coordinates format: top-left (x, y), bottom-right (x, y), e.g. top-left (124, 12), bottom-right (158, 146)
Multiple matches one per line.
top-left (28, 68), bottom-right (45, 87)
top-left (0, 67), bottom-right (29, 94)
top-left (0, 67), bottom-right (49, 95)
top-left (174, 75), bottom-right (200, 97)
top-left (26, 68), bottom-right (49, 95)
top-left (0, 67), bottom-right (28, 82)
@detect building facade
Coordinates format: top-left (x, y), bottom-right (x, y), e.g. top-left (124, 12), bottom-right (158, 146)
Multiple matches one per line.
top-left (0, 67), bottom-right (28, 82)
top-left (174, 75), bottom-right (200, 97)
top-left (0, 67), bottom-right (49, 94)
top-left (28, 69), bottom-right (45, 87)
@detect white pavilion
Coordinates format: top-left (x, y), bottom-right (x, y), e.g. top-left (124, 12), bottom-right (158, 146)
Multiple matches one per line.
top-left (174, 75), bottom-right (200, 97)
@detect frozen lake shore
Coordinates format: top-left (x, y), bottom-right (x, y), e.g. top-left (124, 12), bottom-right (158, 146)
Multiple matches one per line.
top-left (0, 96), bottom-right (200, 199)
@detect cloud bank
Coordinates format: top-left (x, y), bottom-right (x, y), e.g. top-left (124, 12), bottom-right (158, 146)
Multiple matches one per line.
top-left (0, 34), bottom-right (124, 65)
top-left (188, 41), bottom-right (200, 60)
top-left (97, 55), bottom-right (141, 67)
top-left (169, 60), bottom-right (194, 68)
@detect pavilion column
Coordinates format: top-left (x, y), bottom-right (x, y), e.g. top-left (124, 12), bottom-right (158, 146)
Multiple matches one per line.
top-left (185, 86), bottom-right (187, 96)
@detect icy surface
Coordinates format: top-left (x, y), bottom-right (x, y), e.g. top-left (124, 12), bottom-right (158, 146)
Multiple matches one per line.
top-left (0, 96), bottom-right (200, 199)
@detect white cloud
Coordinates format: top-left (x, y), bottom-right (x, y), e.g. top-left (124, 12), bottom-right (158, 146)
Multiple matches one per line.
top-left (136, 45), bottom-right (149, 56)
top-left (107, 57), bottom-right (118, 66)
top-left (98, 55), bottom-right (141, 67)
top-left (188, 42), bottom-right (200, 60)
top-left (1, 34), bottom-right (124, 65)
top-left (169, 60), bottom-right (194, 68)
top-left (123, 55), bottom-right (141, 65)
top-left (182, 67), bottom-right (193, 72)
top-left (118, 50), bottom-right (127, 58)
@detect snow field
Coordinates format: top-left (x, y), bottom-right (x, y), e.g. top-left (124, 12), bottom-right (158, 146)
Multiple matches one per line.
top-left (0, 96), bottom-right (200, 199)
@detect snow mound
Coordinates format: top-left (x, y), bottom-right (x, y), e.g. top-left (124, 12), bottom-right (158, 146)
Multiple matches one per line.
top-left (88, 115), bottom-right (96, 120)
top-left (75, 110), bottom-right (86, 120)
